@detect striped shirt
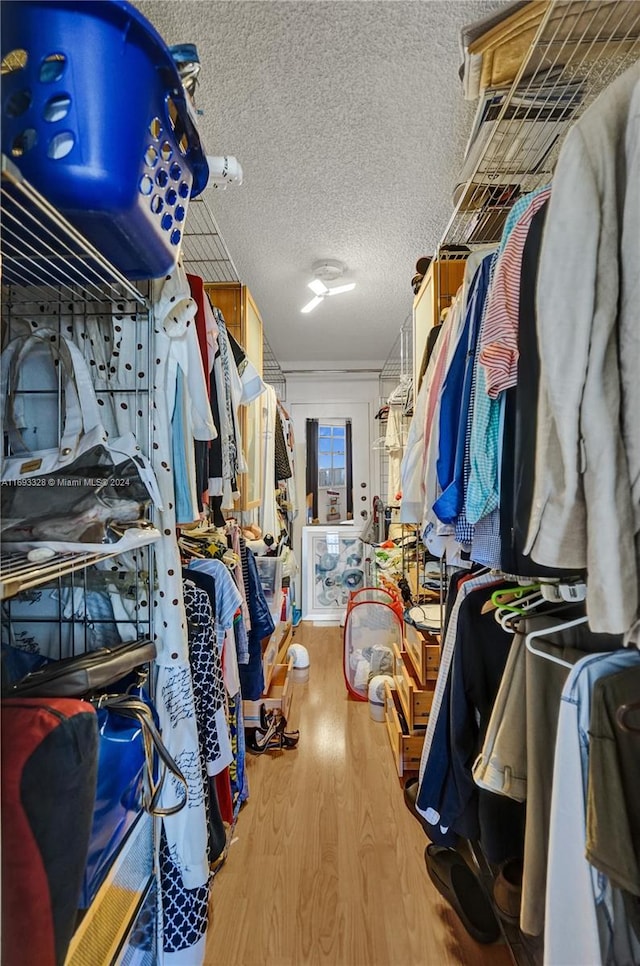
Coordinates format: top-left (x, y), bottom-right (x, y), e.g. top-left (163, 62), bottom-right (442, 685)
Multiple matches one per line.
top-left (479, 187), bottom-right (552, 399)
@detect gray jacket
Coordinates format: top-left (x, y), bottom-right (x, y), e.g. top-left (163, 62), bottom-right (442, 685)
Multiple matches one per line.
top-left (525, 61), bottom-right (640, 635)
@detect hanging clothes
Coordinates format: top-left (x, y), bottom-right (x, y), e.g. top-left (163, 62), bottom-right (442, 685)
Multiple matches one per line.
top-left (274, 407), bottom-right (293, 483)
top-left (415, 575), bottom-right (523, 862)
top-left (433, 251), bottom-right (494, 526)
top-left (208, 309), bottom-right (245, 510)
top-left (277, 401), bottom-right (298, 522)
top-left (188, 558), bottom-right (244, 699)
top-left (59, 266), bottom-right (214, 962)
top-left (545, 649), bottom-right (640, 965)
top-left (587, 666), bottom-right (640, 922)
top-left (161, 578), bottom-right (233, 961)
top-left (186, 274), bottom-right (220, 516)
top-left (238, 549), bottom-right (275, 701)
top-left (384, 398), bottom-right (408, 506)
top-left (187, 273), bottom-right (220, 381)
top-left (259, 385), bottom-right (281, 540)
top-left (525, 61), bottom-right (640, 635)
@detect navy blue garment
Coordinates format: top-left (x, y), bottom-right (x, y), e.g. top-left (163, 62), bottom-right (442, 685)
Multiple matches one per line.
top-left (434, 254), bottom-right (494, 525)
top-left (182, 567), bottom-right (216, 613)
top-left (238, 550), bottom-right (274, 701)
top-left (415, 570), bottom-right (473, 848)
top-left (416, 579), bottom-right (520, 858)
top-left (499, 202), bottom-right (583, 580)
top-left (441, 587), bottom-right (525, 864)
top-left (416, 677), bottom-right (458, 847)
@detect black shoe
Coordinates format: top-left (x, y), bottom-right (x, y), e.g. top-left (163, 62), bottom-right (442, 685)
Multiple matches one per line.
top-left (424, 845), bottom-right (501, 944)
top-left (246, 712), bottom-right (279, 753)
top-left (280, 728), bottom-right (300, 749)
top-left (403, 777), bottom-right (431, 836)
top-left (275, 711), bottom-right (300, 749)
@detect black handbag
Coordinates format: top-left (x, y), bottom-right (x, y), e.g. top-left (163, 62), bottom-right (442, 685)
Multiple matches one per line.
top-left (3, 638), bottom-right (157, 698)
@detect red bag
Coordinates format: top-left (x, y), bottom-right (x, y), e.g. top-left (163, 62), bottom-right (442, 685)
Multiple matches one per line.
top-left (1, 698), bottom-right (98, 966)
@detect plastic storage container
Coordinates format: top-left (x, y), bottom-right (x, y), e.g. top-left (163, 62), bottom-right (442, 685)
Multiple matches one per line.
top-left (255, 555), bottom-right (284, 622)
top-left (368, 674), bottom-right (394, 721)
top-left (1, 1), bottom-right (209, 279)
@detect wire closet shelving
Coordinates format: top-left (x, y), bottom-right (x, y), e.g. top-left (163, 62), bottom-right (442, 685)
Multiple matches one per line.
top-left (439, 0), bottom-right (640, 249)
top-left (0, 156), bottom-right (159, 602)
top-left (180, 194), bottom-right (287, 400)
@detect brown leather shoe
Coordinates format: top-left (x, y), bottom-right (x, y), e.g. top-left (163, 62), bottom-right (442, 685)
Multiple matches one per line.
top-left (493, 856), bottom-right (523, 925)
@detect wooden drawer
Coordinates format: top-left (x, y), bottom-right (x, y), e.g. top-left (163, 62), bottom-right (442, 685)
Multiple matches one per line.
top-left (392, 642), bottom-right (434, 731)
top-left (262, 632), bottom-right (280, 692)
top-left (383, 682), bottom-right (425, 778)
top-left (243, 658), bottom-right (294, 725)
top-left (261, 621), bottom-right (293, 691)
top-left (404, 620), bottom-right (441, 686)
top-left (274, 620), bottom-right (293, 665)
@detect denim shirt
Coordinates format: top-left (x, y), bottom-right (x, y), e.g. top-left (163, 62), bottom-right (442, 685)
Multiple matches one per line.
top-left (434, 253), bottom-right (494, 526)
top-left (546, 648), bottom-right (640, 966)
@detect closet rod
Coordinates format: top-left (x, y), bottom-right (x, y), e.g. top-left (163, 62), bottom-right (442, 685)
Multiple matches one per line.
top-left (283, 368), bottom-right (382, 375)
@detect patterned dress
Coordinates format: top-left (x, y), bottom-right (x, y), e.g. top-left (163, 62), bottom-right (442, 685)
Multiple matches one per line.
top-left (160, 581), bottom-right (232, 953)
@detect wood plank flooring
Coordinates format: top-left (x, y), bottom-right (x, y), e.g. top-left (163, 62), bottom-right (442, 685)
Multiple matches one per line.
top-left (205, 623), bottom-right (511, 966)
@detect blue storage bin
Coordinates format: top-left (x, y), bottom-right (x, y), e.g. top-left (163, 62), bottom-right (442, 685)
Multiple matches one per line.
top-left (1, 1), bottom-right (209, 279)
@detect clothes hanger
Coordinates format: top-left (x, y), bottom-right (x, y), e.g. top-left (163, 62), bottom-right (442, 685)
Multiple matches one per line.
top-left (481, 583), bottom-right (540, 615)
top-left (616, 701), bottom-right (640, 734)
top-left (492, 584), bottom-right (540, 606)
top-left (525, 614), bottom-right (589, 669)
top-left (178, 536), bottom-right (206, 560)
top-left (493, 589), bottom-right (545, 622)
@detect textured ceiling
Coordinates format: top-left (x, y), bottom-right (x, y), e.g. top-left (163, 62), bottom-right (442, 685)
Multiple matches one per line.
top-left (135, 0), bottom-right (504, 367)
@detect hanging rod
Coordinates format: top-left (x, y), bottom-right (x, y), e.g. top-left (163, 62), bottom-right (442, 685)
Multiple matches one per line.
top-left (282, 368), bottom-right (382, 375)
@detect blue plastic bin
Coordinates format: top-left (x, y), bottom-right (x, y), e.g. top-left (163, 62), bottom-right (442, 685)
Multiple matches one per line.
top-left (1, 1), bottom-right (209, 279)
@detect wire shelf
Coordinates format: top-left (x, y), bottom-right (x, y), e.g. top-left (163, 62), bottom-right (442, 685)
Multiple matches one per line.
top-left (380, 314), bottom-right (413, 383)
top-left (180, 194), bottom-right (240, 283)
top-left (263, 333), bottom-right (287, 401)
top-left (1, 160), bottom-right (159, 634)
top-left (0, 530), bottom-right (160, 601)
top-left (441, 0), bottom-right (640, 247)
top-left (0, 155), bottom-right (148, 307)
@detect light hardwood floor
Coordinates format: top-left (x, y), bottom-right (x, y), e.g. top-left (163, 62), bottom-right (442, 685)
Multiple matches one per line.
top-left (206, 623), bottom-right (511, 966)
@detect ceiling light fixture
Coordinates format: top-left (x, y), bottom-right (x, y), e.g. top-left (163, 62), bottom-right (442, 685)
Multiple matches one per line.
top-left (300, 259), bottom-right (356, 313)
top-left (301, 295), bottom-right (324, 314)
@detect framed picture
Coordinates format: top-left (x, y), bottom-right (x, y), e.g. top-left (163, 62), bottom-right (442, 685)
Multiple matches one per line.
top-left (302, 525), bottom-right (365, 621)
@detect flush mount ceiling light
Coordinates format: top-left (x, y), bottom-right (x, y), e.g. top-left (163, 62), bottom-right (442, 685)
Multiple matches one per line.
top-left (300, 259), bottom-right (356, 313)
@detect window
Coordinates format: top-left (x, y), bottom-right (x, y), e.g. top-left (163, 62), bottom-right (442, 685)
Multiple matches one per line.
top-left (318, 424), bottom-right (346, 487)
